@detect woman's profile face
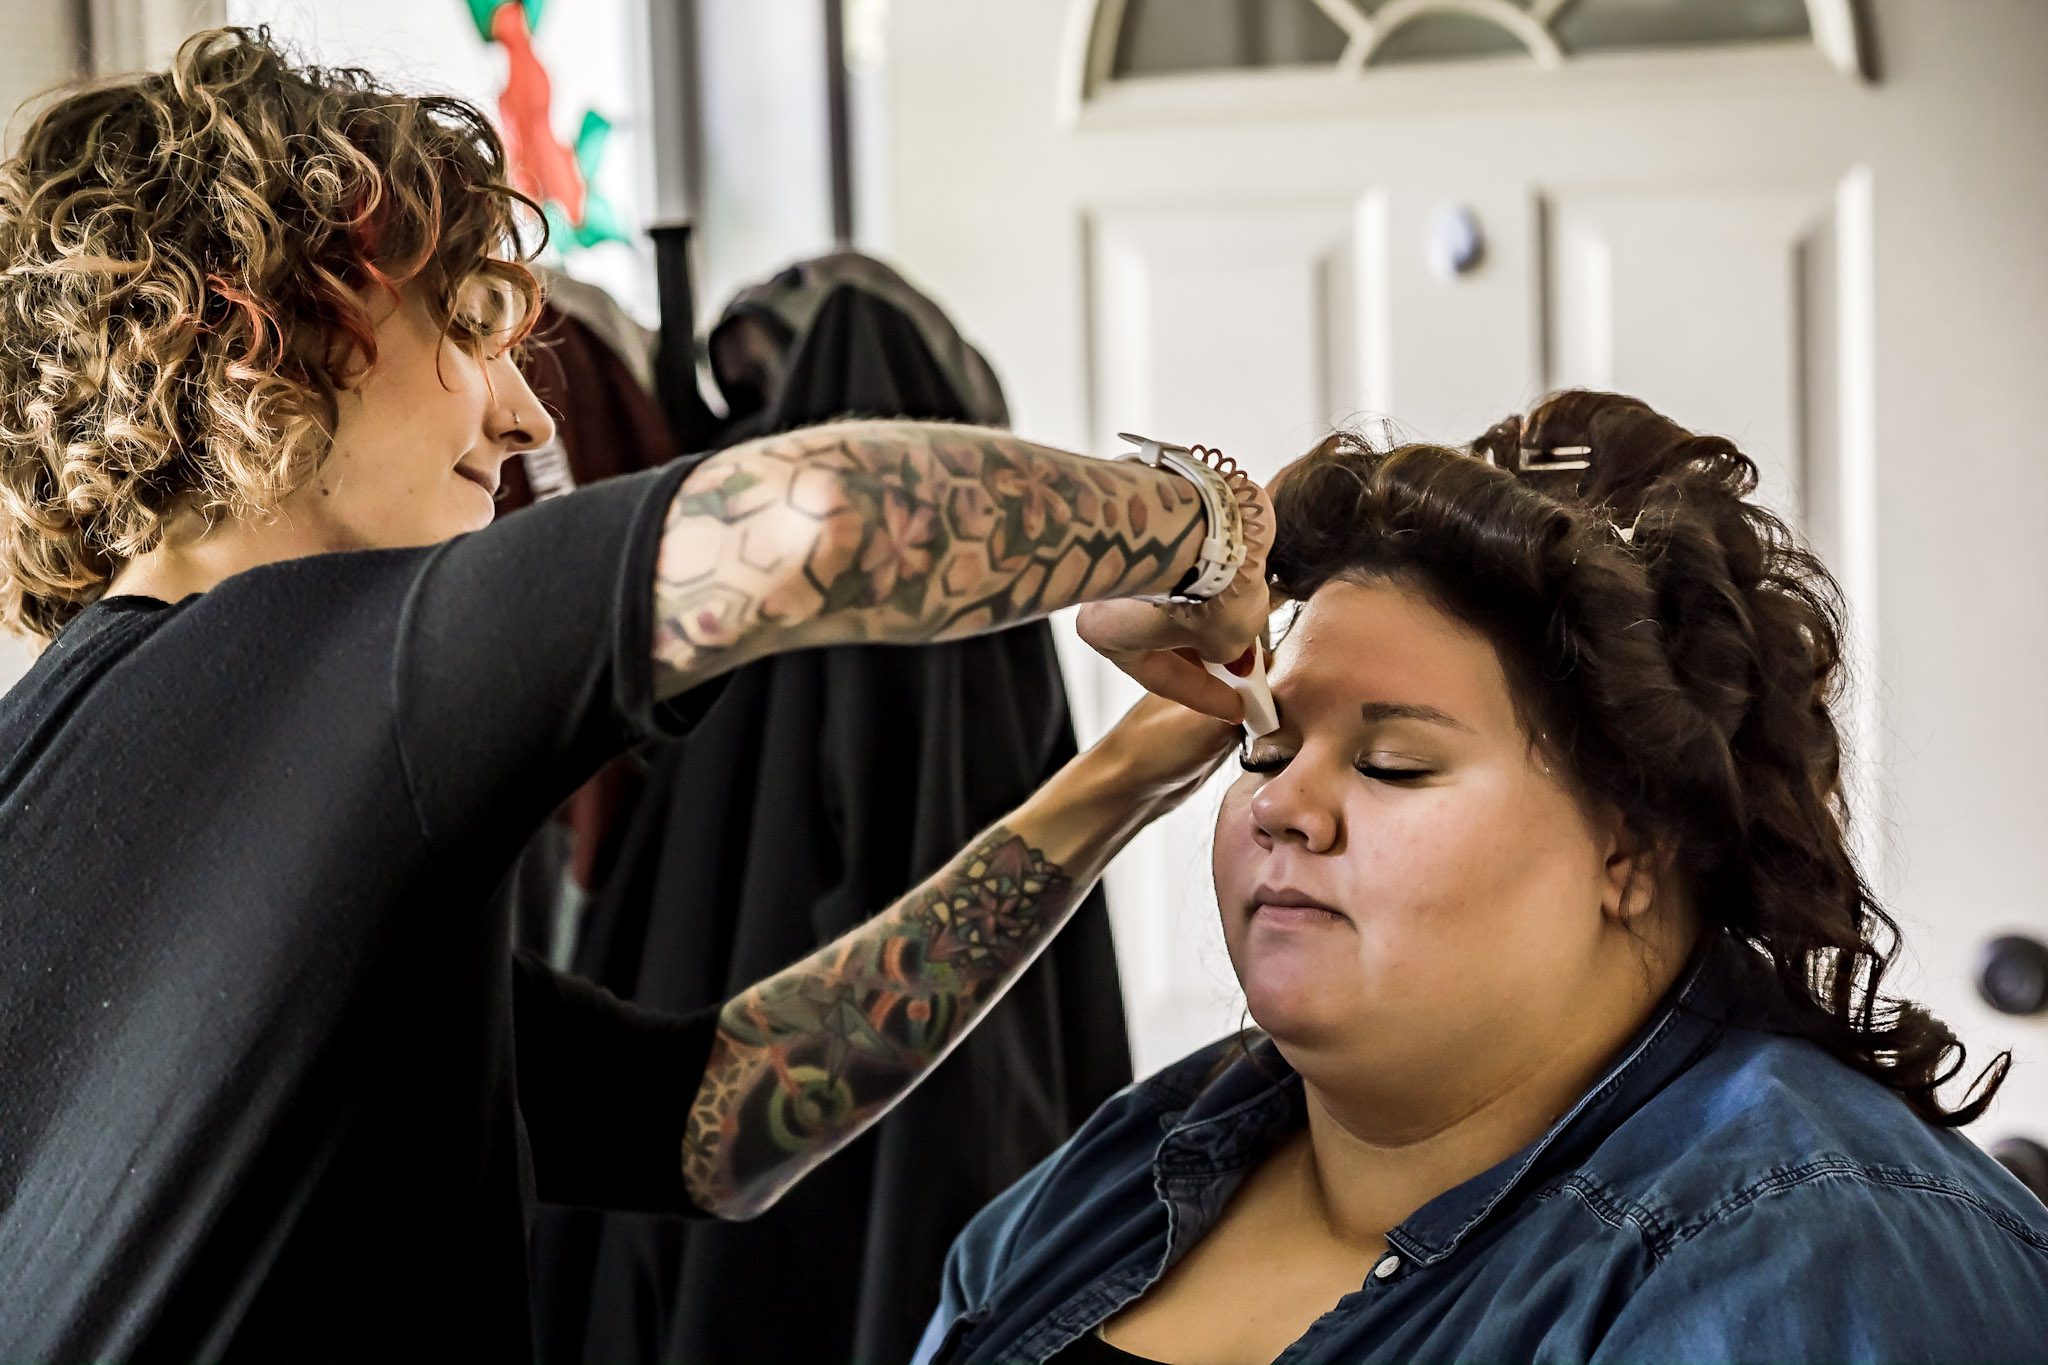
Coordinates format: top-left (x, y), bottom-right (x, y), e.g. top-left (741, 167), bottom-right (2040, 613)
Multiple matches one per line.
top-left (1212, 578), bottom-right (1627, 1083)
top-left (282, 275), bottom-right (552, 550)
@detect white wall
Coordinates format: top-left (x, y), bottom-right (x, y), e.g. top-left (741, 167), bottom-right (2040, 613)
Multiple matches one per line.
top-left (690, 0), bottom-right (837, 319)
top-left (88, 0), bottom-right (229, 73)
top-left (0, 631), bottom-right (35, 687)
top-left (0, 1), bottom-right (81, 139)
top-left (1861, 1), bottom-right (2048, 1132)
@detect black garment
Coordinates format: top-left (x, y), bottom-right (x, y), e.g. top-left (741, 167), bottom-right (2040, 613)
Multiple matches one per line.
top-left (497, 294), bottom-right (685, 959)
top-left (0, 464), bottom-right (722, 1360)
top-left (1044, 1333), bottom-right (1170, 1365)
top-left (709, 251), bottom-right (1010, 441)
top-left (529, 279), bottom-right (1133, 1365)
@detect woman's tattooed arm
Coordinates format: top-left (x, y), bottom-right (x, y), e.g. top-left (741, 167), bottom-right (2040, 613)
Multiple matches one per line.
top-left (679, 827), bottom-right (1075, 1218)
top-left (648, 422), bottom-right (1206, 698)
top-left (678, 695), bottom-right (1236, 1219)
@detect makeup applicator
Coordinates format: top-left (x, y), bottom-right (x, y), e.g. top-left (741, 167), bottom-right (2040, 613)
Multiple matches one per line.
top-left (1208, 642), bottom-right (1279, 738)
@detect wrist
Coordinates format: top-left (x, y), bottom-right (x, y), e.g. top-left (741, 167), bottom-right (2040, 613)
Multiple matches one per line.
top-left (1114, 463), bottom-right (1210, 600)
top-left (1117, 434), bottom-right (1249, 603)
top-left (1011, 740), bottom-right (1173, 875)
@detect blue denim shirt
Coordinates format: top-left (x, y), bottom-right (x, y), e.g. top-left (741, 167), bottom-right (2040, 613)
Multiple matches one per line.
top-left (916, 936), bottom-right (2048, 1364)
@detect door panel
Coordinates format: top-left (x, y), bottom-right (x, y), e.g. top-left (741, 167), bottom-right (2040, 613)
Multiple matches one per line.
top-left (1546, 180), bottom-right (1854, 525)
top-left (1358, 185), bottom-right (1541, 443)
top-left (1089, 201), bottom-right (1356, 476)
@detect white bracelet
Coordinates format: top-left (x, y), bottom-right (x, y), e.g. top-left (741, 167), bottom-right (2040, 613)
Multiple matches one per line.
top-left (1116, 432), bottom-right (1248, 603)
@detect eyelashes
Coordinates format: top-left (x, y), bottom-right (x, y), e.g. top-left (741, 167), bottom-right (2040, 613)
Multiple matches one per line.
top-left (1234, 744), bottom-right (1286, 773)
top-left (1233, 745), bottom-right (1433, 783)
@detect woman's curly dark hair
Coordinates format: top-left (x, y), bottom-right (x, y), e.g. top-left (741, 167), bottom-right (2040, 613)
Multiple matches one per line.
top-left (0, 26), bottom-right (543, 638)
top-left (1267, 390), bottom-right (2007, 1126)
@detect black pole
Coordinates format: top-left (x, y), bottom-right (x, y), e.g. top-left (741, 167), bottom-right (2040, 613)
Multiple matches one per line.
top-left (823, 0), bottom-right (854, 246)
top-left (71, 0), bottom-right (94, 75)
top-left (649, 221), bottom-right (723, 453)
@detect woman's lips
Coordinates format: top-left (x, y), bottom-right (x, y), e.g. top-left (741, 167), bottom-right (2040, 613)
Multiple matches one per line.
top-left (1249, 885), bottom-right (1349, 927)
top-left (454, 462), bottom-right (499, 497)
top-left (1253, 902), bottom-right (1350, 929)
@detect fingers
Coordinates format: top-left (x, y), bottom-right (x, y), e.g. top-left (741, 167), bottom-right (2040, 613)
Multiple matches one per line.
top-left (1078, 599), bottom-right (1203, 655)
top-left (1109, 648), bottom-right (1244, 724)
top-left (1178, 587), bottom-right (1272, 664)
top-left (1078, 583), bottom-right (1267, 679)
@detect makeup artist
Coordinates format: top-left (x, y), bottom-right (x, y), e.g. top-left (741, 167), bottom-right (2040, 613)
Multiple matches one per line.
top-left (0, 30), bottom-right (1269, 1359)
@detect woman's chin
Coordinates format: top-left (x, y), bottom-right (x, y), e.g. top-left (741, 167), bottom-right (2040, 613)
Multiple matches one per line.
top-left (1237, 960), bottom-right (1356, 1045)
top-left (451, 478), bottom-right (498, 530)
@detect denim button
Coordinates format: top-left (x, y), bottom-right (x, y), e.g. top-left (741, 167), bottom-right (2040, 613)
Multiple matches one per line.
top-left (1374, 1254), bottom-right (1402, 1280)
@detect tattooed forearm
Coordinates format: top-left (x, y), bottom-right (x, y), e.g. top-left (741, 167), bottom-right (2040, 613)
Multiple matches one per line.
top-left (681, 827), bottom-right (1078, 1218)
top-left (650, 422), bottom-right (1205, 697)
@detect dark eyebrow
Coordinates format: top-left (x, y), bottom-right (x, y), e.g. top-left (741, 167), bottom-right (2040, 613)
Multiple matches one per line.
top-left (1361, 701), bottom-right (1474, 733)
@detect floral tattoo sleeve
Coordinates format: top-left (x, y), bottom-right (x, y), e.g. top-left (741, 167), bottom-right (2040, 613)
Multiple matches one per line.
top-left (681, 827), bottom-right (1076, 1217)
top-left (650, 424), bottom-right (1203, 694)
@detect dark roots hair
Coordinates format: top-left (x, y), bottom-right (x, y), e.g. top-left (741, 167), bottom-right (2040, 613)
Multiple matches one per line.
top-left (0, 26), bottom-right (543, 638)
top-left (1267, 390), bottom-right (2007, 1127)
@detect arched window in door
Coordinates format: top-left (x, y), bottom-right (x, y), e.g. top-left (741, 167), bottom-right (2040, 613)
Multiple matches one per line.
top-left (1092, 0), bottom-right (1868, 83)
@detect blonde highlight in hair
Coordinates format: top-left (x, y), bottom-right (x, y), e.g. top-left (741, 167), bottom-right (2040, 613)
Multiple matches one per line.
top-left (0, 26), bottom-right (543, 637)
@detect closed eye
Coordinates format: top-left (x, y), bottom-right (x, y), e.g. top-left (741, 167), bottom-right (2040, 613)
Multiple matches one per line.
top-left (1360, 765), bottom-right (1432, 782)
top-left (1234, 746), bottom-right (1432, 783)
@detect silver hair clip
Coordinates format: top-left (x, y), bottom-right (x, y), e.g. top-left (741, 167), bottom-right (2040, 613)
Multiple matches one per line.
top-left (1519, 445), bottom-right (1592, 472)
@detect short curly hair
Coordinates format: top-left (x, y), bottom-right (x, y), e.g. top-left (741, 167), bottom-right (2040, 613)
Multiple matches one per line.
top-left (1269, 391), bottom-right (2008, 1127)
top-left (0, 26), bottom-right (543, 638)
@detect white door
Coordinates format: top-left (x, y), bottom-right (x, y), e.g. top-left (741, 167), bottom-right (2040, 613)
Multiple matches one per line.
top-left (886, 0), bottom-right (2048, 1147)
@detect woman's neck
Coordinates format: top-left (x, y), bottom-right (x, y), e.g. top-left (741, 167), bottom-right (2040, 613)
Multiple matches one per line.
top-left (105, 502), bottom-right (337, 603)
top-left (1288, 923), bottom-right (1696, 1251)
top-left (1292, 1045), bottom-right (1605, 1250)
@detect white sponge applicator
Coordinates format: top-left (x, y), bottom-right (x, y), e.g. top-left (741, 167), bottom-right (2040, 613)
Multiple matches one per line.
top-left (1205, 646), bottom-right (1279, 737)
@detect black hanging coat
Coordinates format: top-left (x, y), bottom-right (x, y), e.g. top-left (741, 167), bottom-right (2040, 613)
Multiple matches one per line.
top-left (529, 279), bottom-right (1133, 1365)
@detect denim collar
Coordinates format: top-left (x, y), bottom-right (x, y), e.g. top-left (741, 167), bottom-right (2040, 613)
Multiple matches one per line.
top-left (1153, 933), bottom-right (1743, 1267)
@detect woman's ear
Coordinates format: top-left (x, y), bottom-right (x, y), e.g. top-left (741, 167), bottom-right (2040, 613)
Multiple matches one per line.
top-left (1598, 813), bottom-right (1660, 924)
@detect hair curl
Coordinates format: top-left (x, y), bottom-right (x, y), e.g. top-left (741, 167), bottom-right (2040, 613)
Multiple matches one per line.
top-left (1267, 390), bottom-right (2007, 1126)
top-left (0, 26), bottom-right (543, 638)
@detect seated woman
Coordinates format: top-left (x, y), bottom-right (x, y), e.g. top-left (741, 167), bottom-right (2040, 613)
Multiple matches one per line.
top-left (916, 391), bottom-right (2048, 1365)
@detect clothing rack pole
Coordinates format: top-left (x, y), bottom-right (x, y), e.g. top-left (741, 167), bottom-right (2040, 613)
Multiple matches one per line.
top-left (823, 0), bottom-right (854, 246)
top-left (648, 221), bottom-right (723, 453)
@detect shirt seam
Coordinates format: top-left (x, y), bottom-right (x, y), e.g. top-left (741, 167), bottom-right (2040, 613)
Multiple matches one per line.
top-left (1662, 1158), bottom-right (2048, 1262)
top-left (1541, 1175), bottom-right (1669, 1254)
top-left (388, 550), bottom-right (443, 851)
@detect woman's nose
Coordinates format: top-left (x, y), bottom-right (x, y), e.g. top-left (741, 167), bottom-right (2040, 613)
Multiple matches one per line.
top-left (496, 359), bottom-right (557, 452)
top-left (1250, 767), bottom-right (1341, 855)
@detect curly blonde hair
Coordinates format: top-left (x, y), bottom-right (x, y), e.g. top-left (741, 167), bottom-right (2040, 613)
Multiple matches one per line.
top-left (0, 26), bottom-right (543, 638)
